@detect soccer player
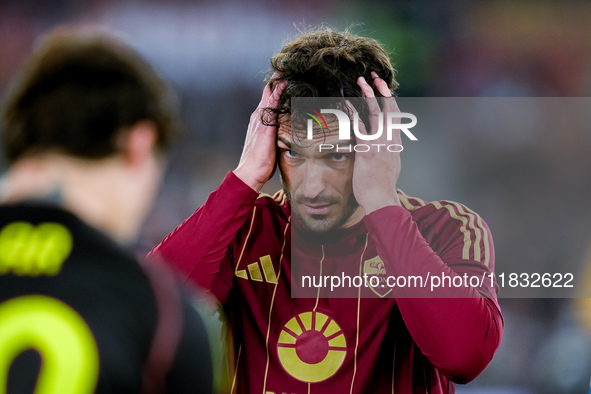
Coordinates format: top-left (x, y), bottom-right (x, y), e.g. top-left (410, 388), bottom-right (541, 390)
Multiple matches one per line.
top-left (0, 28), bottom-right (212, 393)
top-left (150, 28), bottom-right (503, 393)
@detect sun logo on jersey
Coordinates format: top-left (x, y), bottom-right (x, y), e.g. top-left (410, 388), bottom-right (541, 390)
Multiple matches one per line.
top-left (277, 311), bottom-right (346, 383)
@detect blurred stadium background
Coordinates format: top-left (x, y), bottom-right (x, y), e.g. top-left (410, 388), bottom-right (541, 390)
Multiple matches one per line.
top-left (1, 0), bottom-right (590, 392)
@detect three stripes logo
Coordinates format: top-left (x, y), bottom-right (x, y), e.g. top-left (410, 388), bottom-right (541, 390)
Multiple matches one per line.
top-left (235, 255), bottom-right (278, 284)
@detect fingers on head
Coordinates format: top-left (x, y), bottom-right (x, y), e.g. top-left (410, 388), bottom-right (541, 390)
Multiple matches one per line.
top-left (345, 99), bottom-right (357, 115)
top-left (356, 76), bottom-right (381, 117)
top-left (270, 71), bottom-right (282, 81)
top-left (370, 71), bottom-right (392, 98)
top-left (259, 71), bottom-right (284, 107)
top-left (259, 83), bottom-right (273, 107)
top-left (357, 76), bottom-right (375, 98)
top-left (268, 80), bottom-right (287, 107)
top-left (370, 72), bottom-right (400, 114)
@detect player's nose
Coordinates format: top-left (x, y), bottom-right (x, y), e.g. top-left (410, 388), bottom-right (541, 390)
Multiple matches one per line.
top-left (299, 162), bottom-right (326, 199)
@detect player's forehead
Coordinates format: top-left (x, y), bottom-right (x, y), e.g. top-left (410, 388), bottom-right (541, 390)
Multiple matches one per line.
top-left (277, 114), bottom-right (346, 146)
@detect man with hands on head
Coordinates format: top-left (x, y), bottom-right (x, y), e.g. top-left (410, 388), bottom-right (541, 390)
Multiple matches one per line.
top-left (150, 28), bottom-right (503, 393)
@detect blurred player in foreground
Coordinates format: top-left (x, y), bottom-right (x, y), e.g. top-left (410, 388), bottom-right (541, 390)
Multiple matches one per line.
top-left (150, 28), bottom-right (503, 393)
top-left (0, 28), bottom-right (212, 393)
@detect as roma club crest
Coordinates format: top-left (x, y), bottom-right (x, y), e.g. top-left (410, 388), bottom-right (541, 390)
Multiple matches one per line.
top-left (363, 255), bottom-right (392, 297)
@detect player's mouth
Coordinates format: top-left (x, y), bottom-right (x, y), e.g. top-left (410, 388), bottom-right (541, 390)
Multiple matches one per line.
top-left (302, 203), bottom-right (334, 215)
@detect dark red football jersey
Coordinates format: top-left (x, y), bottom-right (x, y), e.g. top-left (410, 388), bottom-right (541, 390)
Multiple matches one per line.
top-left (150, 172), bottom-right (503, 394)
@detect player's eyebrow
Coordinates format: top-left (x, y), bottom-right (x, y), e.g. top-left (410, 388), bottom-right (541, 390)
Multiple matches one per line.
top-left (277, 136), bottom-right (292, 148)
top-left (320, 143), bottom-right (353, 153)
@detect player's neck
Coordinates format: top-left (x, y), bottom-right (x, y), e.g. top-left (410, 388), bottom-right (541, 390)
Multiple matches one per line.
top-left (0, 154), bottom-right (140, 243)
top-left (341, 206), bottom-right (365, 229)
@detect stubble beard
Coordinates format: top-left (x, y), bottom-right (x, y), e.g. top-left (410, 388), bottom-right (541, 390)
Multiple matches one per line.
top-left (280, 175), bottom-right (359, 234)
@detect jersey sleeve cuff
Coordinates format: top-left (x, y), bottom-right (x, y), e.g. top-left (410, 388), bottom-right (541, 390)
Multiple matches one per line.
top-left (363, 205), bottom-right (411, 232)
top-left (223, 171), bottom-right (260, 202)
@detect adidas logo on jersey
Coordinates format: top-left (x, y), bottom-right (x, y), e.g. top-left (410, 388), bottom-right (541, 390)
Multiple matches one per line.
top-left (235, 255), bottom-right (278, 284)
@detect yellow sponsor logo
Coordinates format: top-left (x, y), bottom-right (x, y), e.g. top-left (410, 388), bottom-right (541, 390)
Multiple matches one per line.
top-left (0, 295), bottom-right (99, 393)
top-left (0, 222), bottom-right (73, 276)
top-left (277, 311), bottom-right (346, 383)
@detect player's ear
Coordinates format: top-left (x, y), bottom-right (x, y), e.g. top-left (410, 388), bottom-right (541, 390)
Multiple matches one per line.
top-left (120, 120), bottom-right (158, 167)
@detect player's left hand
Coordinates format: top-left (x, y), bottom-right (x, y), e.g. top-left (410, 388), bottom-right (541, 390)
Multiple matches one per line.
top-left (350, 72), bottom-right (402, 214)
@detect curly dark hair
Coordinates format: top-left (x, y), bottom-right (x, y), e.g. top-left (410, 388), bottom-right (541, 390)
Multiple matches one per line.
top-left (264, 27), bottom-right (399, 128)
top-left (1, 27), bottom-right (179, 164)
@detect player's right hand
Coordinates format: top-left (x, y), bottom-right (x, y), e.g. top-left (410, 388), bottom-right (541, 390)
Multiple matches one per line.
top-left (233, 76), bottom-right (286, 192)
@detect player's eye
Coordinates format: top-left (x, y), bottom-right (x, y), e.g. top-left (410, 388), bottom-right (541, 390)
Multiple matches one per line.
top-left (284, 149), bottom-right (300, 159)
top-left (327, 153), bottom-right (349, 162)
